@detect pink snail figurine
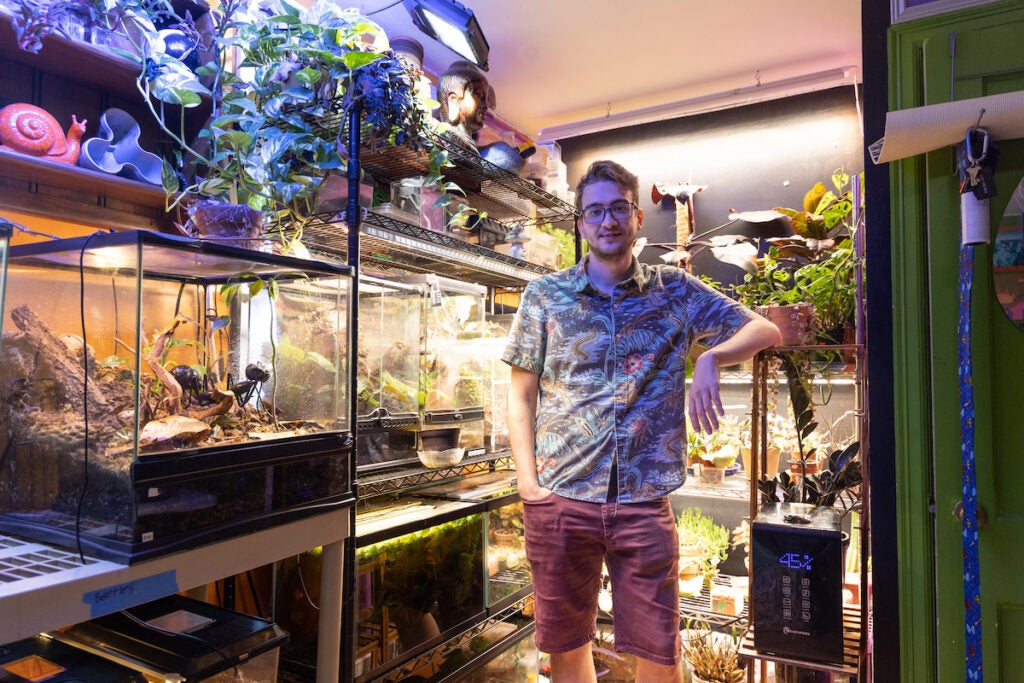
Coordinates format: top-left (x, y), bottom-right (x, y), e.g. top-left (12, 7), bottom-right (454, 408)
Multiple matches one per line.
top-left (0, 103), bottom-right (87, 166)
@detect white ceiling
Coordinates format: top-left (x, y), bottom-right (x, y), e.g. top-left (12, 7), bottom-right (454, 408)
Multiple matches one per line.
top-left (352, 0), bottom-right (864, 141)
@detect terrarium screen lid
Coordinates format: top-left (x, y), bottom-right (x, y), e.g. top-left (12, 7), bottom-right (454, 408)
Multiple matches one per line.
top-left (870, 89), bottom-right (1024, 164)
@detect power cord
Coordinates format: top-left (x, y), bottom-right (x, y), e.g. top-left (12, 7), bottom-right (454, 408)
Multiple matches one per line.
top-left (74, 231), bottom-right (104, 564)
top-left (366, 0), bottom-right (403, 16)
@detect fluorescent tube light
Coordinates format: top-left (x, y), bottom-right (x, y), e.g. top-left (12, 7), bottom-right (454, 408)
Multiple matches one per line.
top-left (537, 67), bottom-right (858, 142)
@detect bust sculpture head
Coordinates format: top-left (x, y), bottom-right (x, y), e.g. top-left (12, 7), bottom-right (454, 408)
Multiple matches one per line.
top-left (436, 60), bottom-right (490, 143)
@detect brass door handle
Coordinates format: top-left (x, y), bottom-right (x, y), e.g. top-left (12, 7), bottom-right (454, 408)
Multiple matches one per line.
top-left (953, 500), bottom-right (988, 528)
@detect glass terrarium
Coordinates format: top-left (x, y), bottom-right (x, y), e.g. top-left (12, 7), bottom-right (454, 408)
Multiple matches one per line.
top-left (356, 275), bottom-right (422, 471)
top-left (486, 499), bottom-right (531, 608)
top-left (404, 274), bottom-right (487, 449)
top-left (354, 513), bottom-right (485, 678)
top-left (0, 231), bottom-right (353, 563)
top-left (483, 313), bottom-right (514, 453)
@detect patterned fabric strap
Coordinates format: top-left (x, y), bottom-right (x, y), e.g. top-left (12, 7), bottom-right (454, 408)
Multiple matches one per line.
top-left (958, 243), bottom-right (983, 681)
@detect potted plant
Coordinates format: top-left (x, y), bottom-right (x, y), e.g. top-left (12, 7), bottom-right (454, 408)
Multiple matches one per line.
top-left (735, 169), bottom-right (863, 345)
top-left (734, 244), bottom-right (814, 345)
top-left (676, 507), bottom-right (730, 592)
top-left (12, 0), bottom-right (438, 252)
top-left (161, 1), bottom-right (435, 250)
top-left (688, 416), bottom-right (741, 483)
top-left (758, 440), bottom-right (862, 519)
top-left (739, 413), bottom-right (787, 479)
top-left (681, 620), bottom-right (747, 683)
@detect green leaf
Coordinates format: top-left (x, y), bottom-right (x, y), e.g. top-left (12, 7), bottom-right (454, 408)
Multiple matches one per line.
top-left (219, 130), bottom-right (254, 150)
top-left (342, 51), bottom-right (383, 69)
top-left (161, 159), bottom-right (180, 195)
top-left (294, 66), bottom-right (323, 86)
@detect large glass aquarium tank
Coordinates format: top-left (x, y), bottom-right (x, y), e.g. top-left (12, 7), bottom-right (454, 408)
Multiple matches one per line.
top-left (0, 231), bottom-right (353, 563)
top-left (354, 513), bottom-right (485, 679)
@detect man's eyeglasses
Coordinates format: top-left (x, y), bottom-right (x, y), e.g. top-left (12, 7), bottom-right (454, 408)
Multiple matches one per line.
top-left (580, 201), bottom-right (637, 225)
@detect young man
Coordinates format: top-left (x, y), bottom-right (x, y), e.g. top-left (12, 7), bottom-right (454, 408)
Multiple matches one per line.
top-left (503, 160), bottom-right (781, 682)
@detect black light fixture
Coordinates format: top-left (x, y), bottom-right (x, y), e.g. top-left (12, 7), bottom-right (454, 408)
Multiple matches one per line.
top-left (402, 0), bottom-right (490, 71)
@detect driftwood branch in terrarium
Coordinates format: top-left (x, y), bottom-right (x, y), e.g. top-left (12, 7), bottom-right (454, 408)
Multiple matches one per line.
top-left (191, 385), bottom-right (235, 420)
top-left (142, 315), bottom-right (189, 415)
top-left (10, 305), bottom-right (114, 421)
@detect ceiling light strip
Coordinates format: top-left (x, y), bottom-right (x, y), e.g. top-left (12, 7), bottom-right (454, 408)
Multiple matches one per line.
top-left (537, 66), bottom-right (858, 142)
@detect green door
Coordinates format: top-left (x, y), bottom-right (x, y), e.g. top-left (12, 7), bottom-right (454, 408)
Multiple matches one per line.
top-left (891, 2), bottom-right (1024, 680)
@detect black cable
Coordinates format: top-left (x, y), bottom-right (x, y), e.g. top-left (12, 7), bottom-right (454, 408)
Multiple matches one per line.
top-left (74, 232), bottom-right (103, 564)
top-left (366, 0), bottom-right (403, 15)
top-left (295, 554), bottom-right (319, 610)
top-left (173, 281), bottom-right (186, 317)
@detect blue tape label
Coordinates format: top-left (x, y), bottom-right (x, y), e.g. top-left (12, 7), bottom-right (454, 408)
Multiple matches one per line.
top-left (82, 570), bottom-right (179, 617)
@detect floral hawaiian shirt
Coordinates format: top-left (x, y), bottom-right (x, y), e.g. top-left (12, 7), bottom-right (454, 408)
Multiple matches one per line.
top-left (502, 256), bottom-right (754, 503)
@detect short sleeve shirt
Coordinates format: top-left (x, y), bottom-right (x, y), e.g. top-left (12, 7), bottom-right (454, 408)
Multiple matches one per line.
top-left (502, 256), bottom-right (754, 503)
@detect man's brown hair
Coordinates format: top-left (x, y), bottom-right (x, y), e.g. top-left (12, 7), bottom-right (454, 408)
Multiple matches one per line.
top-left (574, 160), bottom-right (639, 212)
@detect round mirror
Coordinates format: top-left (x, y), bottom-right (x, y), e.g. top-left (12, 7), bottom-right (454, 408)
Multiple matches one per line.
top-left (994, 178), bottom-right (1024, 331)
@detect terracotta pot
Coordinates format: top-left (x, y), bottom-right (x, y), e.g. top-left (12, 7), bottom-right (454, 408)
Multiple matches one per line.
top-left (701, 465), bottom-right (725, 484)
top-left (493, 528), bottom-right (518, 548)
top-left (757, 302), bottom-right (814, 345)
top-left (740, 445), bottom-right (782, 477)
top-left (788, 457), bottom-right (821, 476)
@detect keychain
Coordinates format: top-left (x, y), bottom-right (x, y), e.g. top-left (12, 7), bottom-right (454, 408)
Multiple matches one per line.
top-left (955, 125), bottom-right (999, 244)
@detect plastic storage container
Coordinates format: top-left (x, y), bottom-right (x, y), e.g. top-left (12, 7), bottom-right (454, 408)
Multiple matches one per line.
top-left (58, 595), bottom-right (287, 682)
top-left (390, 177), bottom-right (446, 232)
top-left (0, 231), bottom-right (354, 563)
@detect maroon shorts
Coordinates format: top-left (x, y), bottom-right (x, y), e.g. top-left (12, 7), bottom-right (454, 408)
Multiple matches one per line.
top-left (522, 493), bottom-right (681, 665)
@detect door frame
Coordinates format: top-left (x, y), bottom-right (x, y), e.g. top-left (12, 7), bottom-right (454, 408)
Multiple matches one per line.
top-left (889, 2), bottom-right (1024, 680)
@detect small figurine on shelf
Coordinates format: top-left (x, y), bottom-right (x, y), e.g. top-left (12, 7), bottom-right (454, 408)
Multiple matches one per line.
top-left (436, 60), bottom-right (490, 147)
top-left (505, 223), bottom-right (530, 260)
top-left (0, 103), bottom-right (86, 166)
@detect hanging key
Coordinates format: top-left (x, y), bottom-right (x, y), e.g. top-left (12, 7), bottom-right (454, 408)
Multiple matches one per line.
top-left (956, 127), bottom-right (999, 199)
top-left (972, 163), bottom-right (998, 200)
top-left (962, 163), bottom-right (982, 194)
top-left (967, 127), bottom-right (998, 200)
top-left (955, 126), bottom-right (1000, 245)
top-left (956, 132), bottom-right (981, 194)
